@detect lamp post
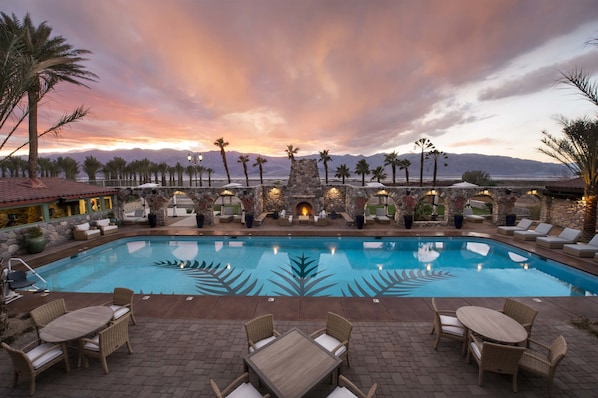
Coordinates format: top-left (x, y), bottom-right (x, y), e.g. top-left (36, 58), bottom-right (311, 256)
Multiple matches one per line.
top-left (187, 153), bottom-right (203, 187)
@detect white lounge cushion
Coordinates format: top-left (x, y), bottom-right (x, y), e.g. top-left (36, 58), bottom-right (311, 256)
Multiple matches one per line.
top-left (227, 382), bottom-right (264, 398)
top-left (470, 341), bottom-right (482, 360)
top-left (27, 343), bottom-right (63, 370)
top-left (75, 222), bottom-right (90, 231)
top-left (327, 386), bottom-right (359, 398)
top-left (315, 333), bottom-right (347, 357)
top-left (248, 336), bottom-right (276, 353)
top-left (439, 314), bottom-right (465, 337)
top-left (96, 218), bottom-right (110, 227)
top-left (110, 305), bottom-right (130, 320)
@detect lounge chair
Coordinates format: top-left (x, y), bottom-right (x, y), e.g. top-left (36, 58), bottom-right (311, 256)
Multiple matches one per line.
top-left (563, 234), bottom-right (598, 257)
top-left (467, 334), bottom-right (525, 392)
top-left (95, 218), bottom-right (118, 235)
top-left (2, 339), bottom-right (70, 395)
top-left (310, 312), bottom-right (353, 367)
top-left (463, 207), bottom-right (484, 223)
top-left (326, 375), bottom-right (377, 398)
top-left (73, 222), bottom-right (101, 240)
top-left (375, 208), bottom-right (390, 224)
top-left (514, 223), bottom-right (553, 241)
top-left (536, 228), bottom-right (582, 249)
top-left (497, 218), bottom-right (533, 236)
top-left (430, 298), bottom-right (466, 352)
top-left (518, 335), bottom-right (567, 397)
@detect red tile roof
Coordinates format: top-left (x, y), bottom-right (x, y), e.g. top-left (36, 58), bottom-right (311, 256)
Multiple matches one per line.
top-left (0, 178), bottom-right (119, 207)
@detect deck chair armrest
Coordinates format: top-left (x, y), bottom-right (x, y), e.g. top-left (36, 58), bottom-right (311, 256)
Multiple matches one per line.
top-left (100, 300), bottom-right (112, 306)
top-left (79, 337), bottom-right (99, 349)
top-left (331, 339), bottom-right (349, 354)
top-left (248, 340), bottom-right (258, 351)
top-left (339, 375), bottom-right (366, 398)
top-left (20, 338), bottom-right (42, 351)
top-left (309, 328), bottom-right (326, 338)
top-left (437, 309), bottom-right (458, 316)
top-left (273, 329), bottom-right (281, 337)
top-left (526, 338), bottom-right (550, 351)
top-left (523, 350), bottom-right (551, 367)
top-left (221, 372), bottom-right (250, 396)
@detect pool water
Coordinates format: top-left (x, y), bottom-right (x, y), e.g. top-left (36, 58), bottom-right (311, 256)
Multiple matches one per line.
top-left (36, 236), bottom-right (598, 297)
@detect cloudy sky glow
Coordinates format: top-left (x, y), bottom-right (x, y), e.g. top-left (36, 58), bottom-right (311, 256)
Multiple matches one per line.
top-left (3, 0), bottom-right (598, 162)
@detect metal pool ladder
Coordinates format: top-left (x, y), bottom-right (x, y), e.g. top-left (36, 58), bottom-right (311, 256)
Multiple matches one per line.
top-left (1, 257), bottom-right (48, 303)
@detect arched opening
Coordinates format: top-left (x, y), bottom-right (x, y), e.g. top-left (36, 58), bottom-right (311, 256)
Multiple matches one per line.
top-left (295, 201), bottom-right (313, 217)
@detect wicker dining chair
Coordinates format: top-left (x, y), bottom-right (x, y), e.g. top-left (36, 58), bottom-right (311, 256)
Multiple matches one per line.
top-left (29, 299), bottom-right (67, 337)
top-left (431, 297), bottom-right (466, 351)
top-left (1, 339), bottom-right (70, 396)
top-left (103, 287), bottom-right (137, 325)
top-left (210, 372), bottom-right (270, 398)
top-left (467, 334), bottom-right (526, 392)
top-left (244, 314), bottom-right (280, 353)
top-left (79, 313), bottom-right (133, 374)
top-left (502, 298), bottom-right (538, 345)
top-left (518, 335), bottom-right (567, 397)
top-left (310, 312), bottom-right (353, 367)
top-left (326, 375), bottom-right (378, 398)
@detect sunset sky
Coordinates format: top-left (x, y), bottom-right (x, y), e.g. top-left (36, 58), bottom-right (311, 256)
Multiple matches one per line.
top-left (3, 0), bottom-right (598, 162)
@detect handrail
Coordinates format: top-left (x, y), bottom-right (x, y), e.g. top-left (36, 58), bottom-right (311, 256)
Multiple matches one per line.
top-left (7, 257), bottom-right (48, 286)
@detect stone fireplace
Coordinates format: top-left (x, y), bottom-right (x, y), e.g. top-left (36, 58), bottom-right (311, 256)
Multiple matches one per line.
top-left (294, 201), bottom-right (314, 217)
top-left (285, 159), bottom-right (324, 216)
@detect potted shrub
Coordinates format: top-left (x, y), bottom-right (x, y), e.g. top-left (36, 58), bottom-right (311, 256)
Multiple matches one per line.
top-left (24, 226), bottom-right (46, 254)
top-left (402, 194), bottom-right (416, 229)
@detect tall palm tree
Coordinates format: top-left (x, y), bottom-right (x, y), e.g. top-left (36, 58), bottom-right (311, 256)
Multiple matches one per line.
top-left (540, 117), bottom-right (598, 241)
top-left (414, 138), bottom-right (434, 186)
top-left (175, 162), bottom-right (184, 186)
top-left (384, 151), bottom-right (401, 185)
top-left (370, 166), bottom-right (387, 183)
top-left (37, 157), bottom-right (53, 177)
top-left (157, 162), bottom-right (169, 186)
top-left (285, 144), bottom-right (299, 161)
top-left (426, 149), bottom-right (448, 187)
top-left (354, 159), bottom-right (370, 186)
top-left (1, 13), bottom-right (97, 185)
top-left (82, 155), bottom-right (102, 183)
top-left (238, 155), bottom-right (250, 186)
top-left (185, 165), bottom-right (195, 186)
top-left (399, 159), bottom-right (411, 185)
top-left (214, 137), bottom-right (231, 183)
top-left (206, 167), bottom-right (214, 187)
top-left (55, 156), bottom-right (79, 180)
top-left (197, 165), bottom-right (205, 187)
top-left (335, 164), bottom-right (350, 184)
top-left (560, 38), bottom-right (598, 107)
top-left (253, 156), bottom-right (267, 184)
top-left (318, 149), bottom-right (332, 184)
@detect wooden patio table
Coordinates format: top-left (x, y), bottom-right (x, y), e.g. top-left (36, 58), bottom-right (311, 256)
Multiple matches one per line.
top-left (39, 306), bottom-right (114, 343)
top-left (456, 305), bottom-right (527, 345)
top-left (244, 328), bottom-right (341, 398)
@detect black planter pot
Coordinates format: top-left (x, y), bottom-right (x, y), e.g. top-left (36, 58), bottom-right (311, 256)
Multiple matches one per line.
top-left (272, 211), bottom-right (279, 220)
top-left (245, 214), bottom-right (254, 228)
top-left (355, 215), bottom-right (365, 229)
top-left (454, 214), bottom-right (464, 229)
top-left (506, 214), bottom-right (517, 226)
top-left (196, 213), bottom-right (205, 228)
top-left (403, 215), bottom-right (413, 230)
top-left (148, 213), bottom-right (157, 228)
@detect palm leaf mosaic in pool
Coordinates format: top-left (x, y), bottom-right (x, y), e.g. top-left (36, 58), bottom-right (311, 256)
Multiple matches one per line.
top-left (154, 254), bottom-right (453, 297)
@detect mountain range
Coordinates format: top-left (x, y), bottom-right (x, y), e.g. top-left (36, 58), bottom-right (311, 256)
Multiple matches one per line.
top-left (44, 148), bottom-right (568, 181)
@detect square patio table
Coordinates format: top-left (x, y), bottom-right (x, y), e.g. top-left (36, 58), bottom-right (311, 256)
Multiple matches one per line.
top-left (244, 328), bottom-right (341, 398)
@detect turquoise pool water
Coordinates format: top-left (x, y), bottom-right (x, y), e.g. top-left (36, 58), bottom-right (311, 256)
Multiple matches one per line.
top-left (36, 236), bottom-right (598, 297)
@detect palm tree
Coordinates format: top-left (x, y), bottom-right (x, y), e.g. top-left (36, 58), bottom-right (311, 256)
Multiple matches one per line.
top-left (335, 164), bottom-right (350, 184)
top-left (253, 156), bottom-right (267, 184)
top-left (175, 162), bottom-right (184, 186)
top-left (185, 165), bottom-right (195, 186)
top-left (318, 149), bottom-right (332, 183)
top-left (238, 155), bottom-right (250, 186)
top-left (82, 155), bottom-right (102, 183)
top-left (426, 149), bottom-right (448, 187)
top-left (560, 38), bottom-right (598, 107)
top-left (399, 159), bottom-right (411, 185)
top-left (539, 117), bottom-right (598, 241)
top-left (354, 159), bottom-right (370, 186)
top-left (214, 137), bottom-right (231, 183)
top-left (206, 167), bottom-right (214, 187)
top-left (285, 144), bottom-right (299, 161)
top-left (157, 162), bottom-right (169, 186)
top-left (370, 166), bottom-right (387, 183)
top-left (37, 157), bottom-right (54, 177)
top-left (414, 138), bottom-right (435, 186)
top-left (384, 151), bottom-right (401, 185)
top-left (197, 165), bottom-right (205, 187)
top-left (1, 13), bottom-right (97, 184)
top-left (55, 156), bottom-right (79, 180)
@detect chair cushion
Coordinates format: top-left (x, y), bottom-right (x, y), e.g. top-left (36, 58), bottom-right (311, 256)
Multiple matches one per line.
top-left (83, 335), bottom-right (100, 351)
top-left (470, 341), bottom-right (482, 360)
top-left (110, 305), bottom-right (130, 320)
top-left (75, 222), bottom-right (90, 231)
top-left (27, 343), bottom-right (63, 369)
top-left (440, 315), bottom-right (465, 337)
top-left (96, 219), bottom-right (110, 227)
top-left (249, 336), bottom-right (277, 353)
top-left (315, 334), bottom-right (347, 357)
top-left (327, 386), bottom-right (358, 398)
top-left (228, 382), bottom-right (264, 398)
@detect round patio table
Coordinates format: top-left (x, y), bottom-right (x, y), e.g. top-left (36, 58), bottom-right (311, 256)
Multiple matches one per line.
top-left (40, 306), bottom-right (114, 343)
top-left (456, 306), bottom-right (527, 345)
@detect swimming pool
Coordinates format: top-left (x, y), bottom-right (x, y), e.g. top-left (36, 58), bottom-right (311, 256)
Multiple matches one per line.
top-left (36, 236), bottom-right (598, 297)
